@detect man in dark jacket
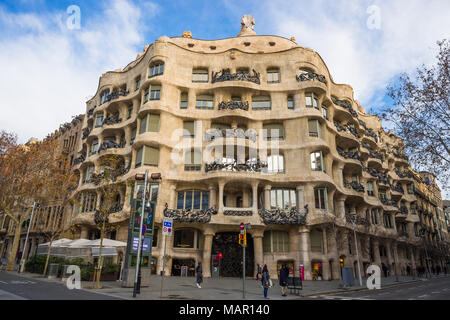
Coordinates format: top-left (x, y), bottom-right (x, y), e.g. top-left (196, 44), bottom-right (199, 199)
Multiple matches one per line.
top-left (279, 264), bottom-right (289, 297)
top-left (196, 262), bottom-right (203, 288)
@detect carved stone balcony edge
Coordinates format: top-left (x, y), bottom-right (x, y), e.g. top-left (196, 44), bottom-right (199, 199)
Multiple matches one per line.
top-left (258, 205), bottom-right (308, 225)
top-left (163, 203), bottom-right (218, 223)
top-left (211, 69), bottom-right (260, 84)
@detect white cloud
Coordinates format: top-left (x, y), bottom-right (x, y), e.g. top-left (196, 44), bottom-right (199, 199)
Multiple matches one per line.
top-left (0, 0), bottom-right (158, 143)
top-left (248, 0), bottom-right (450, 107)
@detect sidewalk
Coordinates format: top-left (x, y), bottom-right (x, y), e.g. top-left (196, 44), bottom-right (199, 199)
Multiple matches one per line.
top-left (8, 270), bottom-right (450, 300)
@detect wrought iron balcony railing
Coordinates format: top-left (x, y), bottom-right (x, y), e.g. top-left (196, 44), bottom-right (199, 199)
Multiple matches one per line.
top-left (258, 205), bottom-right (308, 225)
top-left (392, 184), bottom-right (404, 194)
top-left (211, 69), bottom-right (260, 84)
top-left (102, 114), bottom-right (122, 126)
top-left (344, 181), bottom-right (365, 193)
top-left (82, 129), bottom-right (90, 140)
top-left (364, 129), bottom-right (378, 142)
top-left (223, 210), bottom-right (253, 216)
top-left (163, 203), bottom-right (217, 223)
top-left (334, 121), bottom-right (360, 138)
top-left (98, 140), bottom-right (124, 153)
top-left (218, 101), bottom-right (249, 111)
top-left (336, 147), bottom-right (364, 164)
top-left (296, 71), bottom-right (327, 85)
top-left (332, 98), bottom-right (358, 118)
top-left (395, 168), bottom-right (414, 179)
top-left (204, 128), bottom-right (257, 142)
top-left (73, 153), bottom-right (86, 165)
top-left (205, 158), bottom-right (268, 173)
top-left (345, 212), bottom-right (371, 227)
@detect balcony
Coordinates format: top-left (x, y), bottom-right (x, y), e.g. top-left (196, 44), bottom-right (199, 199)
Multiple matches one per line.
top-left (82, 129), bottom-right (90, 140)
top-left (73, 153), bottom-right (86, 165)
top-left (163, 203), bottom-right (217, 223)
top-left (364, 166), bottom-right (390, 185)
top-left (391, 184), bottom-right (404, 194)
top-left (364, 129), bottom-right (378, 142)
top-left (395, 168), bottom-right (414, 179)
top-left (336, 147), bottom-right (364, 164)
top-left (204, 128), bottom-right (257, 142)
top-left (345, 212), bottom-right (370, 227)
top-left (332, 98), bottom-right (358, 118)
top-left (98, 140), bottom-right (125, 153)
top-left (205, 158), bottom-right (267, 173)
top-left (399, 206), bottom-right (409, 215)
top-left (102, 114), bottom-right (122, 126)
top-left (217, 101), bottom-right (249, 111)
top-left (296, 71), bottom-right (327, 85)
top-left (392, 150), bottom-right (408, 161)
top-left (334, 120), bottom-right (360, 139)
top-left (380, 198), bottom-right (398, 208)
top-left (258, 206), bottom-right (308, 225)
top-left (344, 180), bottom-right (365, 193)
top-left (211, 69), bottom-right (260, 84)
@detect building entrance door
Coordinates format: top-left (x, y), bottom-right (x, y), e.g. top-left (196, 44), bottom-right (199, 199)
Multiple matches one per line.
top-left (212, 232), bottom-right (254, 277)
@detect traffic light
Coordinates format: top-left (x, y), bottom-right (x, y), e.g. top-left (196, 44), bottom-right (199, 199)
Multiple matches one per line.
top-left (239, 230), bottom-right (247, 246)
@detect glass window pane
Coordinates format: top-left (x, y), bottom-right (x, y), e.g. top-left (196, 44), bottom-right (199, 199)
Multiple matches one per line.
top-left (185, 191), bottom-right (193, 210)
top-left (193, 191), bottom-right (201, 210)
top-left (283, 190), bottom-right (290, 209)
top-left (290, 190), bottom-right (296, 208)
top-left (201, 192), bottom-right (209, 209)
top-left (177, 192), bottom-right (184, 209)
top-left (270, 190), bottom-right (276, 209)
top-left (277, 190), bottom-right (283, 209)
top-left (306, 95), bottom-right (312, 107)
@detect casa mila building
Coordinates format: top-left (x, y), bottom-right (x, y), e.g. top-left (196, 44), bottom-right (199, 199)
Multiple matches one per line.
top-left (69, 15), bottom-right (449, 280)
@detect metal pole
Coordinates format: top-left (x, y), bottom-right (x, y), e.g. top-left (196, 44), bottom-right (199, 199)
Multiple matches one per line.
top-left (19, 202), bottom-right (36, 273)
top-left (243, 244), bottom-right (246, 299)
top-left (133, 170), bottom-right (148, 297)
top-left (160, 234), bottom-right (166, 298)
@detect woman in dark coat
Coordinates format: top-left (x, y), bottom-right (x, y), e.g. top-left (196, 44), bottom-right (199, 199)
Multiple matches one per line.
top-left (261, 265), bottom-right (270, 299)
top-left (196, 262), bottom-right (203, 288)
top-left (279, 264), bottom-right (289, 296)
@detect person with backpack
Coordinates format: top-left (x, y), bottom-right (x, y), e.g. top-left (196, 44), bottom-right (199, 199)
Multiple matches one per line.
top-left (261, 264), bottom-right (271, 299)
top-left (196, 262), bottom-right (203, 288)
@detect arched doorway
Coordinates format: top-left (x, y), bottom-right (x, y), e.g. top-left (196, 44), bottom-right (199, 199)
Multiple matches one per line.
top-left (212, 232), bottom-right (254, 277)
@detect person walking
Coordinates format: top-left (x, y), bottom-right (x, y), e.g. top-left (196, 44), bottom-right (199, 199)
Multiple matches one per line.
top-left (196, 262), bottom-right (203, 288)
top-left (279, 264), bottom-right (289, 297)
top-left (261, 265), bottom-right (270, 299)
top-left (256, 264), bottom-right (261, 281)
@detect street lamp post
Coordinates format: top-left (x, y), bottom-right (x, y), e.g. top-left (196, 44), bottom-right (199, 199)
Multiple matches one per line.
top-left (19, 202), bottom-right (36, 273)
top-left (350, 213), bottom-right (363, 287)
top-left (133, 170), bottom-right (148, 298)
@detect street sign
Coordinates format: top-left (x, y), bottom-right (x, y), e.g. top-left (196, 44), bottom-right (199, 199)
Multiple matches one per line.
top-left (163, 218), bottom-right (173, 236)
top-left (142, 224), bottom-right (146, 236)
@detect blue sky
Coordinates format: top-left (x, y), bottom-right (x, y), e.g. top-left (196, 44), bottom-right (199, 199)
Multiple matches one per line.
top-left (0, 0), bottom-right (449, 143)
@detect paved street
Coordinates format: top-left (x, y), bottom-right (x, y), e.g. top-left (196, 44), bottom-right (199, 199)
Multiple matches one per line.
top-left (0, 271), bottom-right (122, 300)
top-left (306, 277), bottom-right (450, 300)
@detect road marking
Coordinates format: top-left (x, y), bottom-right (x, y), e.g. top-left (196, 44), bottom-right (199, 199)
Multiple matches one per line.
top-left (0, 289), bottom-right (27, 300)
top-left (0, 281), bottom-right (8, 284)
top-left (431, 291), bottom-right (440, 294)
top-left (418, 294), bottom-right (429, 298)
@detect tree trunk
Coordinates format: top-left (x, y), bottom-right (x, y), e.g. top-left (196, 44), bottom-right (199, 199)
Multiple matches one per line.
top-left (6, 223), bottom-right (22, 271)
top-left (95, 222), bottom-right (105, 289)
top-left (42, 239), bottom-right (53, 276)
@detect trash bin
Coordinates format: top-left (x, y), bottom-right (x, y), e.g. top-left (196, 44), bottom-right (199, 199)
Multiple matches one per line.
top-left (48, 263), bottom-right (59, 279)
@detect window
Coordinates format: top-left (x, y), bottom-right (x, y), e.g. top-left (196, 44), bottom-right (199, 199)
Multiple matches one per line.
top-left (267, 154), bottom-right (284, 173)
top-left (100, 89), bottom-right (110, 105)
top-left (270, 189), bottom-right (296, 209)
top-left (174, 229), bottom-right (197, 249)
top-left (308, 119), bottom-right (322, 138)
top-left (149, 62), bottom-right (164, 77)
top-left (81, 192), bottom-right (96, 213)
top-left (90, 139), bottom-right (99, 155)
top-left (184, 149), bottom-right (202, 171)
top-left (314, 188), bottom-right (328, 210)
top-left (130, 127), bottom-right (136, 145)
top-left (95, 113), bottom-right (104, 128)
top-left (267, 68), bottom-right (280, 83)
top-left (183, 121), bottom-right (195, 138)
top-left (144, 85), bottom-right (161, 103)
top-left (180, 92), bottom-right (188, 109)
top-left (322, 105), bottom-right (329, 120)
top-left (367, 182), bottom-right (375, 196)
top-left (379, 190), bottom-right (387, 201)
top-left (310, 229), bottom-right (324, 253)
top-left (411, 202), bottom-right (417, 215)
top-left (192, 69), bottom-right (209, 82)
top-left (263, 231), bottom-right (289, 253)
top-left (135, 146), bottom-right (159, 168)
top-left (139, 113), bottom-right (160, 134)
top-left (252, 95), bottom-right (271, 110)
top-left (176, 190), bottom-right (209, 210)
top-left (196, 95), bottom-right (214, 109)
top-left (310, 151), bottom-right (325, 172)
top-left (83, 165), bottom-right (94, 184)
top-left (305, 93), bottom-right (319, 109)
top-left (263, 123), bottom-right (285, 140)
top-left (127, 104), bottom-right (133, 119)
top-left (135, 76), bottom-right (141, 91)
top-left (407, 183), bottom-right (414, 194)
top-left (287, 96), bottom-right (294, 109)
top-left (384, 213), bottom-right (392, 228)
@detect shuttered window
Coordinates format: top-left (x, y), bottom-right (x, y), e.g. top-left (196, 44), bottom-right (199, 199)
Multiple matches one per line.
top-left (310, 229), bottom-right (323, 253)
top-left (263, 231), bottom-right (289, 253)
top-left (135, 146), bottom-right (159, 168)
top-left (263, 123), bottom-right (285, 140)
top-left (192, 69), bottom-right (209, 82)
top-left (252, 96), bottom-right (271, 110)
top-left (183, 121), bottom-right (195, 138)
top-left (180, 92), bottom-right (188, 109)
top-left (308, 119), bottom-right (322, 138)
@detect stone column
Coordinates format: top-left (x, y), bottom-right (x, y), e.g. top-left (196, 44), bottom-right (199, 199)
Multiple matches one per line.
top-left (251, 182), bottom-right (258, 214)
top-left (338, 165), bottom-right (344, 188)
top-left (169, 185), bottom-right (177, 208)
top-left (327, 228), bottom-right (340, 280)
top-left (322, 228), bottom-right (330, 280)
top-left (296, 185), bottom-right (305, 209)
top-left (336, 196), bottom-right (346, 220)
top-left (264, 185), bottom-right (271, 210)
top-left (409, 246), bottom-right (417, 275)
top-left (299, 226), bottom-right (312, 280)
top-left (208, 185), bottom-right (216, 208)
top-left (252, 228), bottom-right (264, 277)
top-left (392, 242), bottom-right (400, 276)
top-left (218, 181), bottom-right (225, 213)
top-left (386, 241), bottom-right (394, 274)
top-left (373, 239), bottom-right (381, 268)
top-left (202, 228), bottom-right (215, 278)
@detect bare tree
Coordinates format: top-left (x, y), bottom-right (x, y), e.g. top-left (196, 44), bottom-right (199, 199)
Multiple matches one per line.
top-left (379, 39), bottom-right (449, 191)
